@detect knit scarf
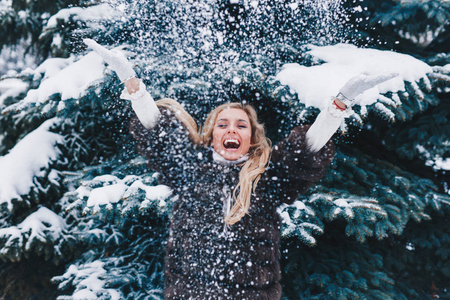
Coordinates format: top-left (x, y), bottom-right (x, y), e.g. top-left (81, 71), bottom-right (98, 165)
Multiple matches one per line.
top-left (212, 149), bottom-right (249, 234)
top-left (212, 149), bottom-right (249, 165)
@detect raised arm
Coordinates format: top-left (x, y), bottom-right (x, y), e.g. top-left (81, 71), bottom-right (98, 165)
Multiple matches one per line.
top-left (268, 73), bottom-right (398, 205)
top-left (83, 39), bottom-right (160, 129)
top-left (269, 125), bottom-right (334, 205)
top-left (306, 73), bottom-right (399, 152)
top-left (83, 39), bottom-right (200, 186)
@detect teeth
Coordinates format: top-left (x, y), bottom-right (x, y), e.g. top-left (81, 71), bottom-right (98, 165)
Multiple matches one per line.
top-left (225, 139), bottom-right (239, 144)
top-left (224, 139), bottom-right (240, 149)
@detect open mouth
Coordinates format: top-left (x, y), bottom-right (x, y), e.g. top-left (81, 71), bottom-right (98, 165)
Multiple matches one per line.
top-left (223, 139), bottom-right (240, 149)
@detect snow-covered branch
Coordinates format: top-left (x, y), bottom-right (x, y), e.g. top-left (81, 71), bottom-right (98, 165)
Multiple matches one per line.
top-left (275, 43), bottom-right (436, 123)
top-left (0, 118), bottom-right (62, 211)
top-left (0, 206), bottom-right (74, 263)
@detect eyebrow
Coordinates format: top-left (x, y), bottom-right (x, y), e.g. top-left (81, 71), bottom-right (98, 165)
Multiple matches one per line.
top-left (217, 118), bottom-right (249, 123)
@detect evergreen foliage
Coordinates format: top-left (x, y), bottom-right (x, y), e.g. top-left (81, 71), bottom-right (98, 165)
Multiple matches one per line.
top-left (0, 0), bottom-right (448, 299)
top-left (345, 0), bottom-right (449, 56)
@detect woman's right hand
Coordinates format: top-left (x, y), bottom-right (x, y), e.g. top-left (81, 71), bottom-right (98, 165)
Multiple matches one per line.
top-left (125, 77), bottom-right (140, 94)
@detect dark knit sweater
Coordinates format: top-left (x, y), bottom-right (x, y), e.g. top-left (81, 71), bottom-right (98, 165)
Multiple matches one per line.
top-left (130, 108), bottom-right (334, 300)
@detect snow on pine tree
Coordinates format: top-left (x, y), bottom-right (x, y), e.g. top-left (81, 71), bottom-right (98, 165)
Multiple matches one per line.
top-left (0, 0), bottom-right (449, 299)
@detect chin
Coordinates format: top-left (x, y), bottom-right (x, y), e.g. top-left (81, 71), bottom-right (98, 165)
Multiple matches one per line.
top-left (221, 151), bottom-right (242, 161)
top-left (226, 155), bottom-right (241, 161)
top-left (223, 154), bottom-right (239, 161)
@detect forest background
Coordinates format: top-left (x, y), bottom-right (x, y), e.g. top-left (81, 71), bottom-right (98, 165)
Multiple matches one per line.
top-left (0, 0), bottom-right (449, 299)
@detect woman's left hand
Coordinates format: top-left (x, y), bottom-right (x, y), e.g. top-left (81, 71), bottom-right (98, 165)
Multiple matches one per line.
top-left (336, 73), bottom-right (399, 108)
top-left (333, 98), bottom-right (347, 110)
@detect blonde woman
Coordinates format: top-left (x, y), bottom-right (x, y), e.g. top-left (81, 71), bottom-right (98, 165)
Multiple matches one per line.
top-left (85, 39), bottom-right (396, 300)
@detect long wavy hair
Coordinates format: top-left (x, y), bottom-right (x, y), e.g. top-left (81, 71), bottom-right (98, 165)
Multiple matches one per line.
top-left (156, 99), bottom-right (272, 225)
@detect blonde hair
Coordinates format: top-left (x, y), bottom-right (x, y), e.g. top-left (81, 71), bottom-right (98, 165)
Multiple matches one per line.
top-left (156, 98), bottom-right (202, 145)
top-left (156, 99), bottom-right (272, 225)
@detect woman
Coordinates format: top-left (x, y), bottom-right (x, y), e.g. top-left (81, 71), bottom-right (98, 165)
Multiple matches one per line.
top-left (127, 98), bottom-right (333, 300)
top-left (84, 38), bottom-right (396, 299)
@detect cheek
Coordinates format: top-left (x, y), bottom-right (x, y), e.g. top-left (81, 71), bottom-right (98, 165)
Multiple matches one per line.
top-left (211, 131), bottom-right (221, 146)
top-left (244, 132), bottom-right (252, 148)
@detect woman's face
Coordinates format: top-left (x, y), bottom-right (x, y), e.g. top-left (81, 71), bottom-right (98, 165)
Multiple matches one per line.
top-left (212, 108), bottom-right (252, 161)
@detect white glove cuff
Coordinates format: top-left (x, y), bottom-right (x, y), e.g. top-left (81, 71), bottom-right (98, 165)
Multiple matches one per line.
top-left (120, 80), bottom-right (161, 130)
top-left (120, 80), bottom-right (148, 101)
top-left (329, 98), bottom-right (353, 118)
top-left (336, 92), bottom-right (354, 108)
top-left (305, 98), bottom-right (353, 152)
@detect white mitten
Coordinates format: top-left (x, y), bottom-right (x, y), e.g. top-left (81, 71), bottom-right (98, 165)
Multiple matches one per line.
top-left (336, 73), bottom-right (399, 107)
top-left (83, 38), bottom-right (136, 81)
top-left (84, 39), bottom-right (160, 129)
top-left (306, 72), bottom-right (399, 152)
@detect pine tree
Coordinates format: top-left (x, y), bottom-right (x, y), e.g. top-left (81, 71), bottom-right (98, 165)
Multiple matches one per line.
top-left (278, 1), bottom-right (449, 299)
top-left (0, 0), bottom-right (448, 299)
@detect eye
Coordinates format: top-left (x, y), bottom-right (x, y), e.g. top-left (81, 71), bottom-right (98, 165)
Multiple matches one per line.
top-left (238, 125), bottom-right (247, 129)
top-left (217, 124), bottom-right (227, 128)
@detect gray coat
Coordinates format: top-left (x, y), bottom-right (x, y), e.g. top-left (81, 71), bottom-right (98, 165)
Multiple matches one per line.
top-left (130, 108), bottom-right (334, 300)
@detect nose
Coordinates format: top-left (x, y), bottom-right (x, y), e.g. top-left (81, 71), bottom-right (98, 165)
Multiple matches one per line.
top-left (227, 124), bottom-right (237, 133)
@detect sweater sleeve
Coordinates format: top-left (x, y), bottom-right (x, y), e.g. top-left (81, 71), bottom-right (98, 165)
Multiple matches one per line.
top-left (305, 99), bottom-right (352, 152)
top-left (121, 80), bottom-right (161, 130)
top-left (269, 125), bottom-right (334, 205)
top-left (129, 106), bottom-right (201, 186)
